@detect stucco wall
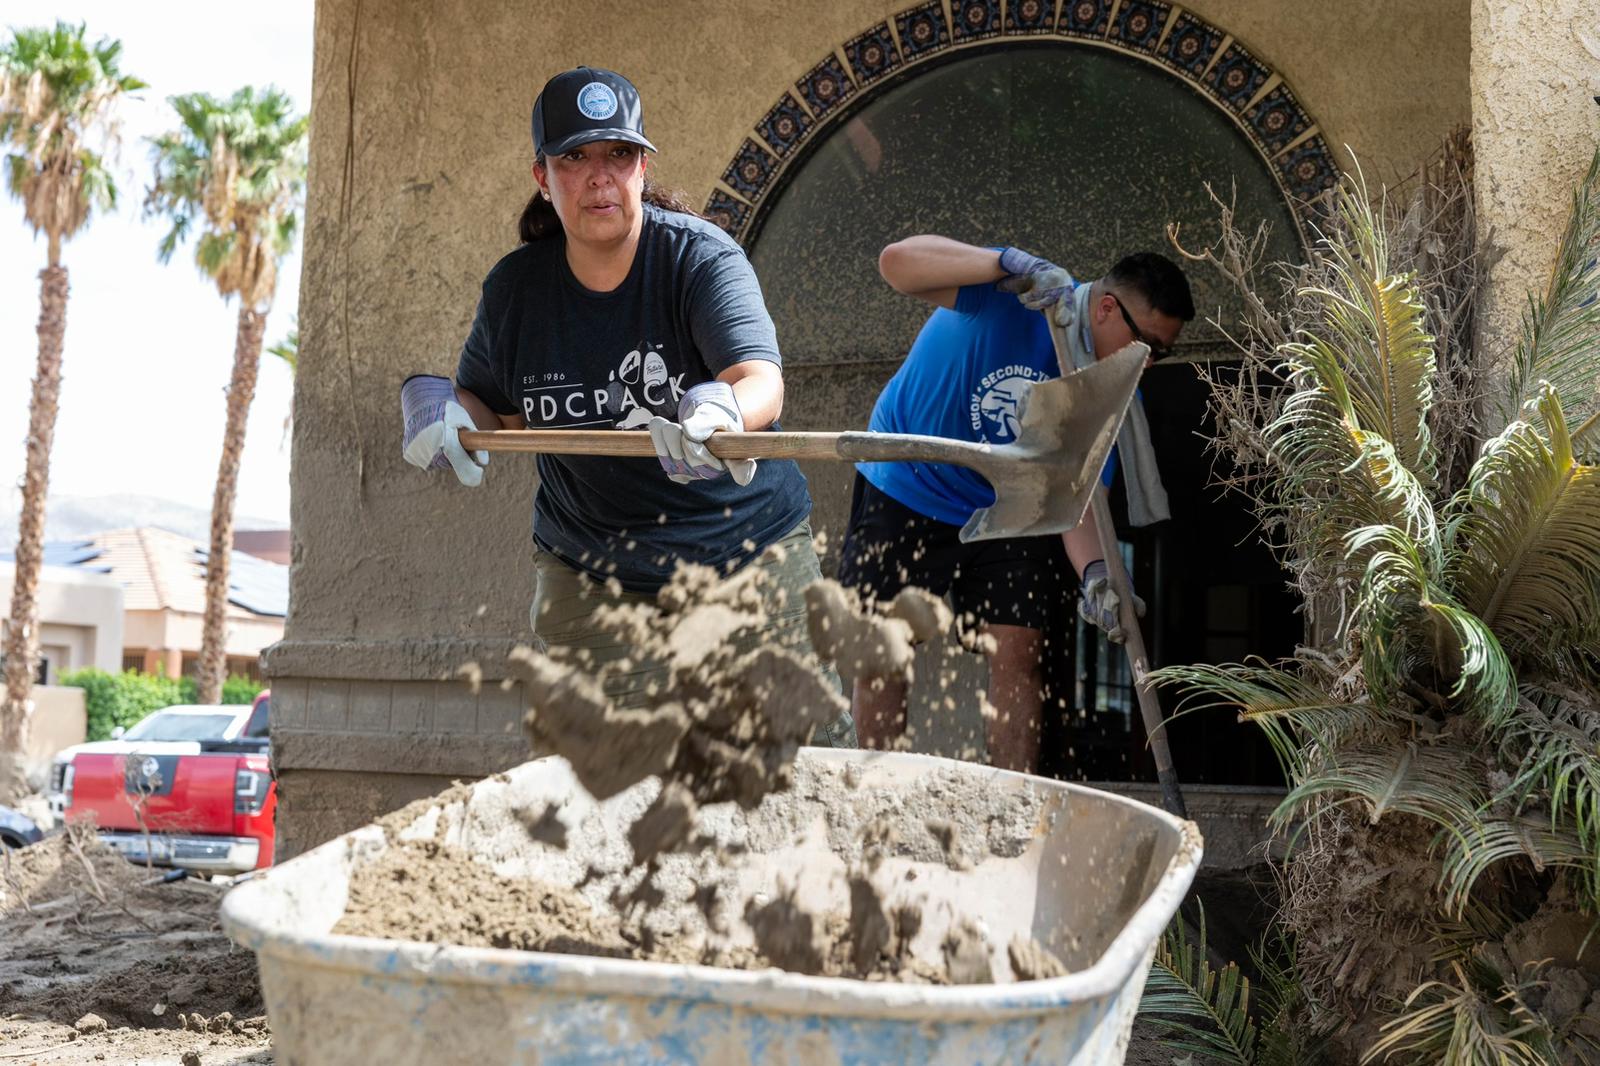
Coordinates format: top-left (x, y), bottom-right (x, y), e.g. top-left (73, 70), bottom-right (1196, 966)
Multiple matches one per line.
top-left (0, 563), bottom-right (124, 677)
top-left (273, 0), bottom-right (1471, 853)
top-left (1472, 0), bottom-right (1600, 376)
top-left (25, 686), bottom-right (85, 781)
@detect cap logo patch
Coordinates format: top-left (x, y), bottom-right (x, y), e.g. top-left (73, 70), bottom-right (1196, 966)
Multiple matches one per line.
top-left (576, 82), bottom-right (619, 120)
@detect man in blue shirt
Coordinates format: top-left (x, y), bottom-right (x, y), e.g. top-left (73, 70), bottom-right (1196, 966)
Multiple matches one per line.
top-left (838, 235), bottom-right (1194, 772)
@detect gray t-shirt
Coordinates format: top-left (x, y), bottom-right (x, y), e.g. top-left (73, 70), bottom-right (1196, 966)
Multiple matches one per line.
top-left (456, 204), bottom-right (811, 592)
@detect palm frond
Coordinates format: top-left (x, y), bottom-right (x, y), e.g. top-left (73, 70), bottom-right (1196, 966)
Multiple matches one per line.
top-left (145, 84), bottom-right (306, 307)
top-left (1349, 524), bottom-right (1515, 719)
top-left (1446, 386), bottom-right (1600, 676)
top-left (1505, 146), bottom-right (1600, 454)
top-left (1302, 176), bottom-right (1439, 488)
top-left (1467, 685), bottom-right (1600, 912)
top-left (1361, 961), bottom-right (1558, 1065)
top-left (1141, 904), bottom-right (1259, 1065)
top-left (0, 20), bottom-right (141, 245)
top-left (1283, 738), bottom-right (1485, 831)
top-left (267, 320), bottom-right (298, 374)
top-left (1149, 659), bottom-right (1390, 781)
top-left (1439, 817), bottom-right (1596, 917)
top-left (1263, 352), bottom-right (1440, 593)
top-left (1250, 932), bottom-right (1328, 1066)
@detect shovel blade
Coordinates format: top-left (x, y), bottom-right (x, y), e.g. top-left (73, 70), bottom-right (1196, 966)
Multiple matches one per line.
top-left (959, 342), bottom-right (1147, 542)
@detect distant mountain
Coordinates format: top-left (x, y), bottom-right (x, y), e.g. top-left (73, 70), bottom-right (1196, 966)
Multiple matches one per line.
top-left (0, 493), bottom-right (285, 545)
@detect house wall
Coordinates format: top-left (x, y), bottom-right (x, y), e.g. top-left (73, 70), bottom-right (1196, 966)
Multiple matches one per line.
top-left (24, 686), bottom-right (85, 782)
top-left (1471, 0), bottom-right (1600, 386)
top-left (122, 607), bottom-right (283, 680)
top-left (272, 0), bottom-right (1473, 856)
top-left (0, 563), bottom-right (124, 680)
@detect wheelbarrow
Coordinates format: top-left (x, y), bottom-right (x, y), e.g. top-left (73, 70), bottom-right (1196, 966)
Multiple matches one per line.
top-left (221, 748), bottom-right (1200, 1064)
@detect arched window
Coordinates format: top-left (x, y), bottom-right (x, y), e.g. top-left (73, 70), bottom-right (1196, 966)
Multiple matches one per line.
top-left (748, 44), bottom-right (1303, 368)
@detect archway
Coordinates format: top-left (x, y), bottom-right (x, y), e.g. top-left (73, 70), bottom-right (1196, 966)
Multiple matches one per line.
top-left (709, 13), bottom-right (1321, 785)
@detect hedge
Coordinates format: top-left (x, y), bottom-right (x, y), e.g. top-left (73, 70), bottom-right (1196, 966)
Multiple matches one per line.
top-left (58, 668), bottom-right (264, 742)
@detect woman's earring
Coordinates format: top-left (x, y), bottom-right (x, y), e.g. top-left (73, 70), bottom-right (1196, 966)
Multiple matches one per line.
top-left (540, 189), bottom-right (551, 201)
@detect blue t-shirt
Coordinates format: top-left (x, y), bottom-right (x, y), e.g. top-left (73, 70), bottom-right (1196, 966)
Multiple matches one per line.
top-left (457, 205), bottom-right (811, 592)
top-left (860, 281), bottom-right (1114, 527)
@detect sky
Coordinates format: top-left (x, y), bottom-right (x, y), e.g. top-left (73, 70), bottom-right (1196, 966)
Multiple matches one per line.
top-left (1, 0), bottom-right (314, 530)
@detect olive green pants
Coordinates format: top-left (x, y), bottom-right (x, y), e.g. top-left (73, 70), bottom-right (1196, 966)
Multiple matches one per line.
top-left (529, 522), bottom-right (858, 748)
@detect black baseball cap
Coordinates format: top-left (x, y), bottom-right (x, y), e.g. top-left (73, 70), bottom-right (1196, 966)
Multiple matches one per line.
top-left (531, 67), bottom-right (657, 158)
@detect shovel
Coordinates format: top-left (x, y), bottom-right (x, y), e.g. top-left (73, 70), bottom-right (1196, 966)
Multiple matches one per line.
top-left (1040, 313), bottom-right (1187, 819)
top-left (457, 340), bottom-right (1146, 543)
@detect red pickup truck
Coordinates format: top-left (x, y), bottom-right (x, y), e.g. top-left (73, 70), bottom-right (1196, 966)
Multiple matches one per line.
top-left (57, 693), bottom-right (275, 875)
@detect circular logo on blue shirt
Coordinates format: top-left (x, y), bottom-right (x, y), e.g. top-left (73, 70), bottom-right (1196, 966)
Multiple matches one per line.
top-left (576, 82), bottom-right (619, 120)
top-left (970, 366), bottom-right (1049, 443)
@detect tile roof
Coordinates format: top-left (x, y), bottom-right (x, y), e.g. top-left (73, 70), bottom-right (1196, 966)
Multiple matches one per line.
top-left (3, 527), bottom-right (286, 619)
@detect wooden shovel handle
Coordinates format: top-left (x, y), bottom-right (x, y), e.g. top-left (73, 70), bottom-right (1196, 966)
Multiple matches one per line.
top-left (1088, 489), bottom-right (1187, 818)
top-left (1041, 311), bottom-right (1187, 819)
top-left (460, 429), bottom-right (843, 461)
top-left (458, 428), bottom-right (994, 467)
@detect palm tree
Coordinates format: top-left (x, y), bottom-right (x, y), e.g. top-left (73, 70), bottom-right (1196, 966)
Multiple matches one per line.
top-left (1150, 142), bottom-right (1600, 1062)
top-left (146, 87), bottom-right (306, 704)
top-left (267, 317), bottom-right (298, 444)
top-left (0, 22), bottom-right (143, 790)
top-left (267, 317), bottom-right (298, 374)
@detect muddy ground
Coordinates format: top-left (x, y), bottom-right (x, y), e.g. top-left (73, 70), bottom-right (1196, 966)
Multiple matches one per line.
top-left (0, 825), bottom-right (270, 1065)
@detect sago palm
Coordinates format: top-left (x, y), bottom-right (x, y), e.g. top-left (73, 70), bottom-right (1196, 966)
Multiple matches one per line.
top-left (146, 86), bottom-right (306, 704)
top-left (1151, 143), bottom-right (1600, 1063)
top-left (0, 21), bottom-right (143, 794)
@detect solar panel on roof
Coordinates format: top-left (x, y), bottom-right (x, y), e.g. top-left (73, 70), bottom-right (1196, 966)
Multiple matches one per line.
top-left (0, 540), bottom-right (111, 572)
top-left (193, 547), bottom-right (288, 617)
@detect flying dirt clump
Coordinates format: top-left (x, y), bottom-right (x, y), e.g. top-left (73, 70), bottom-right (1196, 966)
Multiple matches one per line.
top-left (804, 582), bottom-right (953, 686)
top-left (509, 561), bottom-right (867, 870)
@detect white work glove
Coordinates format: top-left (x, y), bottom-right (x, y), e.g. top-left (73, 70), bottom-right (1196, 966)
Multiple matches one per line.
top-left (647, 382), bottom-right (756, 486)
top-left (400, 374), bottom-right (489, 487)
top-left (995, 246), bottom-right (1078, 330)
top-left (1079, 559), bottom-right (1146, 644)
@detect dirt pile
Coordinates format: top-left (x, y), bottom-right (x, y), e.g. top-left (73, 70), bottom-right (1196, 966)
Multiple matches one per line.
top-left (0, 824), bottom-right (270, 1063)
top-left (335, 752), bottom-right (1070, 984)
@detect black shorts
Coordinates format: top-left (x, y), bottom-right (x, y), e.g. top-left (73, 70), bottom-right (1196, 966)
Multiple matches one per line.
top-left (836, 474), bottom-right (1070, 632)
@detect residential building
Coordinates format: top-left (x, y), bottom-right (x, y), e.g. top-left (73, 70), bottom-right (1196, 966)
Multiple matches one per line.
top-left (5, 527), bottom-right (287, 681)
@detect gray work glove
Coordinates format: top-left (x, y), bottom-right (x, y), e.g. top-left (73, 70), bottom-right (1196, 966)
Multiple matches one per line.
top-left (400, 375), bottom-right (488, 487)
top-left (1079, 559), bottom-right (1145, 644)
top-left (647, 381), bottom-right (757, 486)
top-left (996, 246), bottom-right (1077, 329)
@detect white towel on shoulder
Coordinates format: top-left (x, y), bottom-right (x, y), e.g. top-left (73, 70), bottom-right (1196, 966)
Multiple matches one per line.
top-left (1059, 282), bottom-right (1170, 527)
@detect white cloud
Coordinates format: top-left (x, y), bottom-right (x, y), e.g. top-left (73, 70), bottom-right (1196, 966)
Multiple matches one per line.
top-left (0, 1), bottom-right (314, 530)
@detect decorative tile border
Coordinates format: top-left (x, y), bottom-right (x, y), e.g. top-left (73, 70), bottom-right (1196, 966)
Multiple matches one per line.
top-left (1277, 133), bottom-right (1340, 209)
top-left (895, 0), bottom-right (951, 61)
top-left (950, 0), bottom-right (1003, 44)
top-left (1158, 11), bottom-right (1223, 77)
top-left (756, 92), bottom-right (813, 157)
top-left (797, 54), bottom-right (856, 118)
top-left (843, 21), bottom-right (902, 87)
top-left (706, 2), bottom-right (1338, 244)
top-left (1206, 41), bottom-right (1272, 112)
top-left (1112, 0), bottom-right (1171, 54)
top-left (1004, 0), bottom-right (1056, 35)
top-left (720, 138), bottom-right (779, 202)
top-left (1245, 83), bottom-right (1312, 157)
top-left (705, 190), bottom-right (752, 237)
top-left (1058, 0), bottom-right (1114, 40)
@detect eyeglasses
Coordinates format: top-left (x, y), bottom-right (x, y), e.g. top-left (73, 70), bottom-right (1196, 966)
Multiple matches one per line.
top-left (1109, 292), bottom-right (1173, 361)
